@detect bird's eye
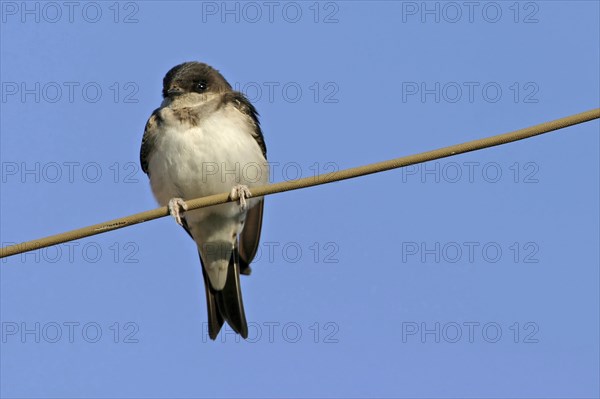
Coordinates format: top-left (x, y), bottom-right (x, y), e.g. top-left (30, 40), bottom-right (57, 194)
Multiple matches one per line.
top-left (196, 82), bottom-right (207, 92)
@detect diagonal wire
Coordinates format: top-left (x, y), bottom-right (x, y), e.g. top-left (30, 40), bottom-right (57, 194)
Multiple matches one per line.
top-left (1, 108), bottom-right (598, 259)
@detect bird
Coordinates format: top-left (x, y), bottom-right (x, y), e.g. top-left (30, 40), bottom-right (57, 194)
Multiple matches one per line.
top-left (139, 61), bottom-right (268, 340)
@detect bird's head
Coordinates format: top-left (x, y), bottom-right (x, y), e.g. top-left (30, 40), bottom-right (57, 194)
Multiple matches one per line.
top-left (162, 62), bottom-right (232, 99)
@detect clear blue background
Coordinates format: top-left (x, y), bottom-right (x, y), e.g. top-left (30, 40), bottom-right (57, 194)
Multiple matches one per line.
top-left (1, 1), bottom-right (599, 398)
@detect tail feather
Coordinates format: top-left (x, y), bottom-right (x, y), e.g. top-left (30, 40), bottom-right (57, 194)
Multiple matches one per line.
top-left (201, 266), bottom-right (225, 339)
top-left (201, 249), bottom-right (248, 340)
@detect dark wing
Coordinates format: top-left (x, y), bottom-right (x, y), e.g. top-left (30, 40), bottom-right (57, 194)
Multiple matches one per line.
top-left (221, 91), bottom-right (267, 275)
top-left (238, 199), bottom-right (264, 275)
top-left (139, 108), bottom-right (162, 176)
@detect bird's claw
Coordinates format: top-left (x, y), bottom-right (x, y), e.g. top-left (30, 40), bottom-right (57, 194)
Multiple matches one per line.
top-left (230, 185), bottom-right (252, 211)
top-left (168, 197), bottom-right (188, 226)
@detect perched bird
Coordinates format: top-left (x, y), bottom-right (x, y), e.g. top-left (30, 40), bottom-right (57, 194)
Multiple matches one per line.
top-left (140, 62), bottom-right (268, 340)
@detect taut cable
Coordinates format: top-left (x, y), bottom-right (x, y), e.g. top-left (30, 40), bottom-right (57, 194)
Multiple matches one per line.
top-left (1, 108), bottom-right (598, 259)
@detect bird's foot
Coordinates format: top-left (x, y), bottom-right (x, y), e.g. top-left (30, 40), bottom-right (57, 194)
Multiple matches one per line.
top-left (168, 197), bottom-right (188, 226)
top-left (229, 185), bottom-right (252, 211)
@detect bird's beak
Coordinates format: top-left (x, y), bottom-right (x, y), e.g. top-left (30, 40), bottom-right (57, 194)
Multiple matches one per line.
top-left (167, 86), bottom-right (184, 96)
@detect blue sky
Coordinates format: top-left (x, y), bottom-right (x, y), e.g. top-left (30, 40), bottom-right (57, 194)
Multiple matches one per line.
top-left (1, 1), bottom-right (599, 398)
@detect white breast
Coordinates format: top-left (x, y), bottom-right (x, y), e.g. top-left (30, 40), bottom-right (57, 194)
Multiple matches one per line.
top-left (147, 103), bottom-right (268, 209)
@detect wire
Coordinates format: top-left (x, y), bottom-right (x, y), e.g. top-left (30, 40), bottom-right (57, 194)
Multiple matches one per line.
top-left (1, 108), bottom-right (598, 259)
